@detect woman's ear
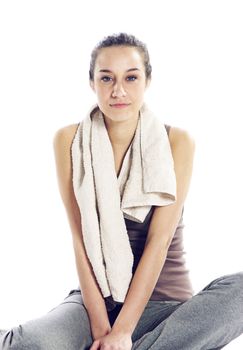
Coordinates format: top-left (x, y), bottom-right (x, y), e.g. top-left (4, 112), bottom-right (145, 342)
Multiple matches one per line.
top-left (89, 80), bottom-right (95, 92)
top-left (145, 78), bottom-right (151, 90)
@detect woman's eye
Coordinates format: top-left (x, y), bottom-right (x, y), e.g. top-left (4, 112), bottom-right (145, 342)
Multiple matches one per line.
top-left (127, 75), bottom-right (137, 81)
top-left (101, 76), bottom-right (112, 82)
top-left (100, 75), bottom-right (137, 83)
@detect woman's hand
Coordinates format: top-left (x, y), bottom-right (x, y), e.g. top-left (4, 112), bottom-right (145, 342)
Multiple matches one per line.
top-left (89, 329), bottom-right (132, 350)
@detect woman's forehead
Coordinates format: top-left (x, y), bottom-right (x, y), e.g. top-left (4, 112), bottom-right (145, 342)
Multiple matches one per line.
top-left (95, 46), bottom-right (144, 71)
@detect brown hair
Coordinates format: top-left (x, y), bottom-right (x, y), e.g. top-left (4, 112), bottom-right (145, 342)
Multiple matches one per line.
top-left (89, 32), bottom-right (152, 82)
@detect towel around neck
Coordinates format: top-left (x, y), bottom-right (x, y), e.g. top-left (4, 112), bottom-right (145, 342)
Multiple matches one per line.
top-left (71, 102), bottom-right (177, 303)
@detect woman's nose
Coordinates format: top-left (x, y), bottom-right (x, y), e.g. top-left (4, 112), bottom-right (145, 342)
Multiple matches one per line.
top-left (112, 83), bottom-right (127, 98)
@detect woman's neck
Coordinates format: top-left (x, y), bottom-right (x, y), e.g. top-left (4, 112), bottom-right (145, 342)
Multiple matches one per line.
top-left (104, 115), bottom-right (139, 148)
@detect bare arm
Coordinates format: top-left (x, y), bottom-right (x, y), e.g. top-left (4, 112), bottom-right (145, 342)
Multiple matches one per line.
top-left (53, 124), bottom-right (111, 339)
top-left (111, 126), bottom-right (196, 336)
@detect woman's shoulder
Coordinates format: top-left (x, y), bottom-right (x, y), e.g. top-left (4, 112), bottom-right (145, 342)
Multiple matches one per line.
top-left (167, 125), bottom-right (195, 151)
top-left (53, 123), bottom-right (80, 150)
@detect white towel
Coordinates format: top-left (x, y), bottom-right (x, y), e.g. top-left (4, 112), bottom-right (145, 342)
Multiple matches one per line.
top-left (71, 102), bottom-right (177, 303)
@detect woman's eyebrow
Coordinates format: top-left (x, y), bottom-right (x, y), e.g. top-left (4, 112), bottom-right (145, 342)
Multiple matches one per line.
top-left (98, 68), bottom-right (140, 73)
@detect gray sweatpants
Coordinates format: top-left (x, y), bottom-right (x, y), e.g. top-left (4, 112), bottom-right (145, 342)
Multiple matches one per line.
top-left (1, 272), bottom-right (243, 350)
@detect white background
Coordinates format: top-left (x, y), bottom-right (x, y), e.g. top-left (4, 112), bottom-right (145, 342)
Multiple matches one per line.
top-left (0, 0), bottom-right (242, 348)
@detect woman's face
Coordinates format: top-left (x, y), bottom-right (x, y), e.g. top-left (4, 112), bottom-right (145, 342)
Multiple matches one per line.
top-left (90, 46), bottom-right (150, 123)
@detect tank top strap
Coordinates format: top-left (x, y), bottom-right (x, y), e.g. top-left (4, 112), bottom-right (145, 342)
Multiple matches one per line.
top-left (164, 124), bottom-right (171, 136)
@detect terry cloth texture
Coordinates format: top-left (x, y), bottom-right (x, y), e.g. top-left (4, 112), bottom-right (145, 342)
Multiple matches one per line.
top-left (71, 102), bottom-right (177, 302)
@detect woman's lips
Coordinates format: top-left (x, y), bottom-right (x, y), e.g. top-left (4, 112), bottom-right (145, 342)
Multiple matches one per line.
top-left (110, 103), bottom-right (130, 109)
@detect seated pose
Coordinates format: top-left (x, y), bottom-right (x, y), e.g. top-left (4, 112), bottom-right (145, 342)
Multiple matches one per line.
top-left (1, 32), bottom-right (243, 350)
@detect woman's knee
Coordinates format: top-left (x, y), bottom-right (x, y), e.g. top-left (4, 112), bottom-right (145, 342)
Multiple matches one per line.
top-left (210, 271), bottom-right (243, 290)
top-left (2, 322), bottom-right (94, 350)
top-left (216, 271), bottom-right (243, 316)
top-left (230, 272), bottom-right (243, 299)
top-left (233, 271), bottom-right (243, 285)
top-left (224, 271), bottom-right (243, 292)
top-left (1, 325), bottom-right (41, 350)
top-left (1, 324), bottom-right (93, 350)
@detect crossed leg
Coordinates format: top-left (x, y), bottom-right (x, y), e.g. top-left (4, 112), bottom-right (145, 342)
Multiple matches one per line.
top-left (132, 272), bottom-right (243, 350)
top-left (0, 293), bottom-right (93, 350)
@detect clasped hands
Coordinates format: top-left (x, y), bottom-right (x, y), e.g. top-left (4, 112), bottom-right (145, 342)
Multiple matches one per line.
top-left (90, 328), bottom-right (132, 350)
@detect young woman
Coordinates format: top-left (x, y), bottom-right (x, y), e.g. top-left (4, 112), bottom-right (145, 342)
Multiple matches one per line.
top-left (1, 32), bottom-right (242, 350)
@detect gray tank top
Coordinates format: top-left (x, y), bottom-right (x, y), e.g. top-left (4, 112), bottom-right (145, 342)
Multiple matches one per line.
top-left (125, 124), bottom-right (194, 302)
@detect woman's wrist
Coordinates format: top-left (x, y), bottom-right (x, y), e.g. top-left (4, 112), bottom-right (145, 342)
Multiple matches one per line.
top-left (111, 324), bottom-right (133, 337)
top-left (91, 321), bottom-right (111, 340)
